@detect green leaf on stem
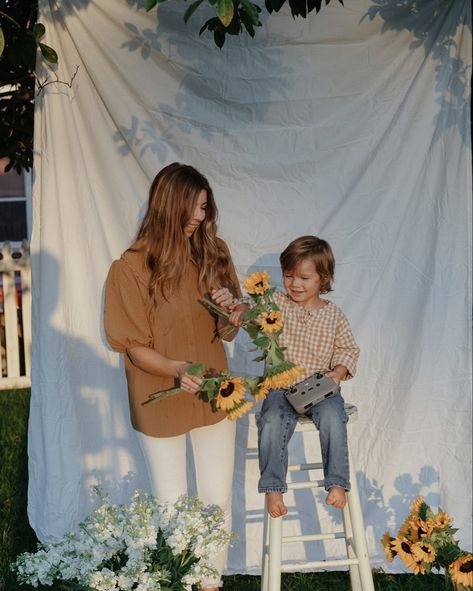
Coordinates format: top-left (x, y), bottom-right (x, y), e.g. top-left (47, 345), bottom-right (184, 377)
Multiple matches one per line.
top-left (253, 335), bottom-right (270, 348)
top-left (244, 323), bottom-right (260, 340)
top-left (244, 308), bottom-right (260, 321)
top-left (217, 0), bottom-right (234, 27)
top-left (0, 27), bottom-right (4, 58)
top-left (187, 362), bottom-right (205, 375)
top-left (39, 43), bottom-right (58, 63)
top-left (32, 23), bottom-right (45, 41)
top-left (252, 355), bottom-right (265, 362)
top-left (239, 0), bottom-right (260, 25)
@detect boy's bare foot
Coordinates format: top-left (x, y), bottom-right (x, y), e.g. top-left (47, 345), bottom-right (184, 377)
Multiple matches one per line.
top-left (325, 486), bottom-right (347, 509)
top-left (266, 492), bottom-right (288, 518)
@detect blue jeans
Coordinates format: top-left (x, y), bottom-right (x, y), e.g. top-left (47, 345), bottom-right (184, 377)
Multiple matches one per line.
top-left (257, 388), bottom-right (350, 493)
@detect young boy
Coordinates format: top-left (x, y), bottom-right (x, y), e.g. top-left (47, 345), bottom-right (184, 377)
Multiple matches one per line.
top-left (257, 235), bottom-right (359, 518)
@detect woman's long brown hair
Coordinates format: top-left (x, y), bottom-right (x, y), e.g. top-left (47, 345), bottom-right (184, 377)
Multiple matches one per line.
top-left (136, 163), bottom-right (233, 302)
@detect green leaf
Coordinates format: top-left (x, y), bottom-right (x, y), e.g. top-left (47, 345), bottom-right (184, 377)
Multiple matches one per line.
top-left (244, 308), bottom-right (260, 321)
top-left (217, 0), bottom-right (234, 27)
top-left (32, 23), bottom-right (45, 41)
top-left (239, 13), bottom-right (255, 36)
top-left (240, 0), bottom-right (260, 24)
top-left (0, 27), bottom-right (4, 59)
top-left (187, 362), bottom-right (205, 375)
top-left (244, 323), bottom-right (261, 340)
top-left (214, 28), bottom-right (226, 48)
top-left (199, 17), bottom-right (216, 35)
top-left (146, 0), bottom-right (158, 10)
top-left (184, 0), bottom-right (205, 23)
top-left (436, 543), bottom-right (463, 564)
top-left (226, 14), bottom-right (242, 34)
top-left (253, 336), bottom-right (270, 348)
top-left (274, 347), bottom-right (285, 361)
top-left (39, 43), bottom-right (58, 64)
top-left (419, 501), bottom-right (429, 521)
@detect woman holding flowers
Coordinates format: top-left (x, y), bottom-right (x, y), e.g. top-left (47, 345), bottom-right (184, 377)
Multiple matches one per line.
top-left (104, 162), bottom-right (244, 591)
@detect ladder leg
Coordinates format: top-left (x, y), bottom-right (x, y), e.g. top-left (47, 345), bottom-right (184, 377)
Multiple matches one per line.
top-left (261, 501), bottom-right (270, 591)
top-left (343, 498), bottom-right (362, 591)
top-left (267, 514), bottom-right (282, 591)
top-left (347, 460), bottom-right (375, 591)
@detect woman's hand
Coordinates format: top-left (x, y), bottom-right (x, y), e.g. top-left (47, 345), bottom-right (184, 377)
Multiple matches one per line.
top-left (211, 287), bottom-right (234, 311)
top-left (176, 362), bottom-right (203, 394)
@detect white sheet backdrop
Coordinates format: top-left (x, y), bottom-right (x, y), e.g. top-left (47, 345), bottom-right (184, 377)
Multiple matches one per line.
top-left (29, 0), bottom-right (472, 573)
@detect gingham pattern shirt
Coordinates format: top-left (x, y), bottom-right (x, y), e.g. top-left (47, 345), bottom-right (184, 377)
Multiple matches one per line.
top-left (273, 291), bottom-right (360, 384)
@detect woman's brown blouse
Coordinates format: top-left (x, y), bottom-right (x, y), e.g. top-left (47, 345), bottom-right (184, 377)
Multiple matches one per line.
top-left (104, 238), bottom-right (241, 437)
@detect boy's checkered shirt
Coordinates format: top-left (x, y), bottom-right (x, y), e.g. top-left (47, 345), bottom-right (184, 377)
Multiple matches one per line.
top-left (273, 291), bottom-right (360, 384)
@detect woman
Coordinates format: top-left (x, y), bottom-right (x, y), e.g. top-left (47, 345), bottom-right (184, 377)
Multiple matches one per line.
top-left (104, 163), bottom-right (244, 591)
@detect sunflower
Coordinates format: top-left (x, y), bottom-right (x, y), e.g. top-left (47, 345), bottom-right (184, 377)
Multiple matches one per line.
top-left (411, 541), bottom-right (436, 564)
top-left (253, 380), bottom-right (271, 402)
top-left (381, 532), bottom-right (397, 562)
top-left (391, 537), bottom-right (414, 568)
top-left (398, 519), bottom-right (412, 539)
top-left (409, 558), bottom-right (426, 575)
top-left (408, 518), bottom-right (433, 542)
top-left (227, 399), bottom-right (254, 421)
top-left (216, 377), bottom-right (247, 411)
top-left (431, 511), bottom-right (453, 529)
top-left (449, 554), bottom-right (473, 588)
top-left (409, 496), bottom-right (425, 519)
top-left (243, 271), bottom-right (270, 295)
top-left (259, 311), bottom-right (283, 334)
top-left (267, 365), bottom-right (303, 389)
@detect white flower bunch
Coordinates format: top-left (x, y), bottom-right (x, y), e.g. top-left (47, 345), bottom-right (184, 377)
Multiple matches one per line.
top-left (12, 489), bottom-right (231, 591)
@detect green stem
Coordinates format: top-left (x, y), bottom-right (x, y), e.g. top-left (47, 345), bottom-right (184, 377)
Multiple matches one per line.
top-left (143, 376), bottom-right (222, 406)
top-left (141, 386), bottom-right (182, 406)
top-left (199, 296), bottom-right (230, 319)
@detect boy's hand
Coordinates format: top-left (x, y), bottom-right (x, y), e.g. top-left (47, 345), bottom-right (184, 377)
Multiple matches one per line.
top-left (326, 365), bottom-right (348, 386)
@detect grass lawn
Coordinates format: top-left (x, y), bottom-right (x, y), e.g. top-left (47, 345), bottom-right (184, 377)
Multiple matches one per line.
top-left (0, 389), bottom-right (450, 591)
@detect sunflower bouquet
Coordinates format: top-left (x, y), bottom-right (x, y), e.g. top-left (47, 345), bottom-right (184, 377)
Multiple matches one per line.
top-left (199, 271), bottom-right (303, 403)
top-left (238, 271), bottom-right (303, 401)
top-left (381, 496), bottom-right (472, 590)
top-left (143, 271), bottom-right (302, 420)
top-left (143, 363), bottom-right (254, 421)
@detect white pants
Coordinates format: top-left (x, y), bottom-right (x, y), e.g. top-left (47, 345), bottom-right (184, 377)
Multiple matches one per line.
top-left (136, 418), bottom-right (236, 588)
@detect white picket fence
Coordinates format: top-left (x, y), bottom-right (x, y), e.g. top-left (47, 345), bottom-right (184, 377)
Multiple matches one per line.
top-left (0, 241), bottom-right (31, 389)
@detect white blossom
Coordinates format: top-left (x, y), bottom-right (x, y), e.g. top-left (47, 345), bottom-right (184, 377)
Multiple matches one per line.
top-left (12, 490), bottom-right (231, 590)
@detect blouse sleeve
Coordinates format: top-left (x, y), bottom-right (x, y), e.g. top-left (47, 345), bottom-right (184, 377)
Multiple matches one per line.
top-left (331, 309), bottom-right (360, 379)
top-left (104, 258), bottom-right (153, 353)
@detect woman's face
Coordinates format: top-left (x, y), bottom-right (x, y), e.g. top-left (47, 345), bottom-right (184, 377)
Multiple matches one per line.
top-left (184, 190), bottom-right (208, 237)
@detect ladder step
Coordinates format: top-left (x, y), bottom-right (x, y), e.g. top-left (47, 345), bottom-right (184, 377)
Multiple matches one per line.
top-left (282, 531), bottom-right (346, 543)
top-left (280, 558), bottom-right (360, 571)
top-left (287, 480), bottom-right (324, 490)
top-left (288, 462), bottom-right (323, 471)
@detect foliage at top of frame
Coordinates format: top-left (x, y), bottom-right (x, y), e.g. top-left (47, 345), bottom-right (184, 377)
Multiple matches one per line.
top-left (146, 0), bottom-right (343, 48)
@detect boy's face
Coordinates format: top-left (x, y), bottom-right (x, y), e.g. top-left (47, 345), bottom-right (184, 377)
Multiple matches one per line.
top-left (283, 258), bottom-right (321, 308)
